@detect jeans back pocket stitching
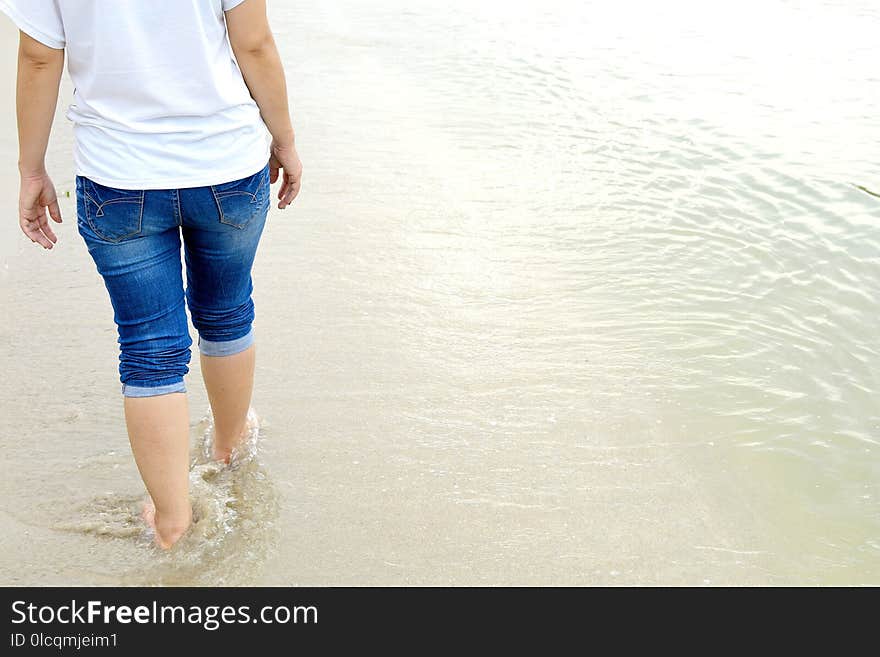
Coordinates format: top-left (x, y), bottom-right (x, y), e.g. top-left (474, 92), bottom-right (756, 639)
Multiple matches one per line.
top-left (90, 197), bottom-right (144, 217)
top-left (211, 169), bottom-right (268, 228)
top-left (214, 190), bottom-right (259, 202)
top-left (83, 181), bottom-right (143, 206)
top-left (209, 184), bottom-right (230, 225)
top-left (212, 170), bottom-right (268, 203)
top-left (83, 187), bottom-right (145, 243)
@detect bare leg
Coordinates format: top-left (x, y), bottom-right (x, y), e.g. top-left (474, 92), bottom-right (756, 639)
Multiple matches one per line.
top-left (200, 345), bottom-right (256, 462)
top-left (125, 393), bottom-right (192, 549)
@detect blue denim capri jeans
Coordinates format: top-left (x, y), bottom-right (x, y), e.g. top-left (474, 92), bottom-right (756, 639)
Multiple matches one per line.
top-left (76, 164), bottom-right (270, 397)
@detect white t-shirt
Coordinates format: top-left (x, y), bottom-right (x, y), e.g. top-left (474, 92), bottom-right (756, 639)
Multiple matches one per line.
top-left (0, 0), bottom-right (271, 189)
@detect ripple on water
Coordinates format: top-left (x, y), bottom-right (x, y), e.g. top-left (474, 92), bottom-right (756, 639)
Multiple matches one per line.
top-left (54, 410), bottom-right (279, 586)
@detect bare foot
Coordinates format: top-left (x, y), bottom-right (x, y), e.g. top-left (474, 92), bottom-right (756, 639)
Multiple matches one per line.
top-left (141, 497), bottom-right (157, 533)
top-left (141, 497), bottom-right (192, 549)
top-left (212, 411), bottom-right (258, 463)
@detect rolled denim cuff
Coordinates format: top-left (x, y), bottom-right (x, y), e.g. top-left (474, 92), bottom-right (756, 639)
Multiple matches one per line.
top-left (121, 381), bottom-right (187, 398)
top-left (198, 328), bottom-right (254, 357)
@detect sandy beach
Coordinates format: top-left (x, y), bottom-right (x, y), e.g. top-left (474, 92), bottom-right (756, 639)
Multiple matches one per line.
top-left (1, 0), bottom-right (878, 585)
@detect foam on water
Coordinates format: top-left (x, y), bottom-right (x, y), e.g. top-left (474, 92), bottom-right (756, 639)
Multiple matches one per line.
top-left (55, 409), bottom-right (279, 585)
top-left (2, 0), bottom-right (879, 585)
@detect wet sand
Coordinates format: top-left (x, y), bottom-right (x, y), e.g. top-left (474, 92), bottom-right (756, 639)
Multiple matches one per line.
top-left (1, 1), bottom-right (878, 585)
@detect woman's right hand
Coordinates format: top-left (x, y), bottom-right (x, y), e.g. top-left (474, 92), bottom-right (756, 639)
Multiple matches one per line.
top-left (269, 139), bottom-right (302, 210)
top-left (19, 171), bottom-right (62, 249)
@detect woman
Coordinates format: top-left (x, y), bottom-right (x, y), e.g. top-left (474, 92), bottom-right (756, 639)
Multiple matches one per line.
top-left (0, 0), bottom-right (302, 549)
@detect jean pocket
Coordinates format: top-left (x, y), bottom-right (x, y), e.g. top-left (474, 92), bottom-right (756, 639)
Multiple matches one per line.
top-left (80, 178), bottom-right (145, 243)
top-left (210, 165), bottom-right (270, 229)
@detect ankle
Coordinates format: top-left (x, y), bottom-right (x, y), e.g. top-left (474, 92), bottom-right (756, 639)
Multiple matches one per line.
top-left (153, 506), bottom-right (192, 548)
top-left (212, 420), bottom-right (251, 462)
top-left (212, 445), bottom-right (234, 464)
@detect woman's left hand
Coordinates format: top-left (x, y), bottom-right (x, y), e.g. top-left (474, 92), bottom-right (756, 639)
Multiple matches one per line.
top-left (19, 171), bottom-right (62, 250)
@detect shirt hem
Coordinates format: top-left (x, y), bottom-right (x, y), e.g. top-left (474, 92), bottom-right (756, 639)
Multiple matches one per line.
top-left (76, 153), bottom-right (271, 191)
top-left (0, 1), bottom-right (66, 49)
top-left (222, 0), bottom-right (250, 12)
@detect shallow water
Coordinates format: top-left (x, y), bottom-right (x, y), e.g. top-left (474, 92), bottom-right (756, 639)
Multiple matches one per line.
top-left (1, 0), bottom-right (878, 585)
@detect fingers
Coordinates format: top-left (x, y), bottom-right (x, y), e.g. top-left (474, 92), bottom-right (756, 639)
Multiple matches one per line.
top-left (21, 210), bottom-right (57, 250)
top-left (269, 156), bottom-right (281, 184)
top-left (280, 175), bottom-right (300, 208)
top-left (40, 213), bottom-right (59, 243)
top-left (48, 198), bottom-right (63, 224)
top-left (277, 171), bottom-right (301, 210)
top-left (19, 174), bottom-right (62, 249)
top-left (278, 179), bottom-right (290, 209)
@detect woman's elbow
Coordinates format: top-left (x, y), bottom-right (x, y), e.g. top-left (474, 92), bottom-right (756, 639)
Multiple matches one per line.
top-left (230, 30), bottom-right (276, 59)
